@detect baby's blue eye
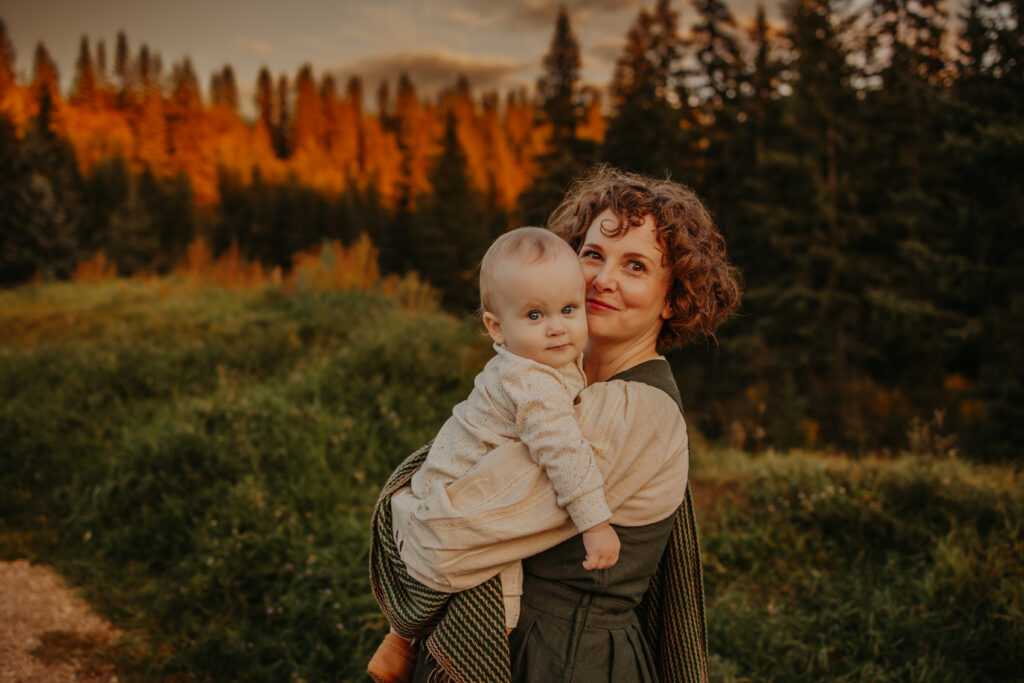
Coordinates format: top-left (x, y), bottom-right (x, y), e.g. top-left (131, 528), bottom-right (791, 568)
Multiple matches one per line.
top-left (527, 311), bottom-right (541, 320)
top-left (561, 305), bottom-right (576, 315)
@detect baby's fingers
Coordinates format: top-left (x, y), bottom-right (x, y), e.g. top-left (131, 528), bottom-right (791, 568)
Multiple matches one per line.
top-left (582, 552), bottom-right (616, 570)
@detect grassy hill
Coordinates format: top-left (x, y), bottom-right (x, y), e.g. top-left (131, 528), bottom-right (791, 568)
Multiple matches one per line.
top-left (1, 280), bottom-right (1021, 681)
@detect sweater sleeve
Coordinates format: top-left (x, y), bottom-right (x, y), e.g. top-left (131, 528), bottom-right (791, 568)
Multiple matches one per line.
top-left (502, 361), bottom-right (611, 532)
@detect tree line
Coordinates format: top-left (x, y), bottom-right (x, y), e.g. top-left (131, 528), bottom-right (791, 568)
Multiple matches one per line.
top-left (1, 0), bottom-right (1021, 459)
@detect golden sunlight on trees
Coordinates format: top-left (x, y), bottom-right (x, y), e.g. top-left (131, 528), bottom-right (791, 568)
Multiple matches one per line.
top-left (1, 31), bottom-right (541, 211)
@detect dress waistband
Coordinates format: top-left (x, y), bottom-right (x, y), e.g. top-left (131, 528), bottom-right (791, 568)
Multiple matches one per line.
top-left (521, 574), bottom-right (639, 630)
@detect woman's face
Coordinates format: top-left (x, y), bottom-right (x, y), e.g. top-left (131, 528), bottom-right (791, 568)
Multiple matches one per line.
top-left (579, 208), bottom-right (673, 353)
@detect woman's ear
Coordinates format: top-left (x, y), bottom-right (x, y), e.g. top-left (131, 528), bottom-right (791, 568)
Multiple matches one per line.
top-left (661, 299), bottom-right (673, 320)
top-left (482, 311), bottom-right (505, 345)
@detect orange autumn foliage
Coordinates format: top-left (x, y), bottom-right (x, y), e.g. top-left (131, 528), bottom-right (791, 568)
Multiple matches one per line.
top-left (3, 45), bottom-right (571, 212)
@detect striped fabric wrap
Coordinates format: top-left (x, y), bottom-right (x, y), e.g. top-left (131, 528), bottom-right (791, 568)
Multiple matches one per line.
top-left (369, 442), bottom-right (709, 683)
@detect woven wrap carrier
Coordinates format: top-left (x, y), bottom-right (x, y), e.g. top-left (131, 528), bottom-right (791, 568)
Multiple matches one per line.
top-left (369, 442), bottom-right (709, 683)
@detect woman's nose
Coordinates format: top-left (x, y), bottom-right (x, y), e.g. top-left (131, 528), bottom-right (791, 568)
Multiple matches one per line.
top-left (592, 264), bottom-right (616, 292)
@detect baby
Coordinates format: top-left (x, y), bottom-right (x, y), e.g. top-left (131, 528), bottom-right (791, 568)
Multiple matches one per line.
top-left (368, 227), bottom-right (619, 683)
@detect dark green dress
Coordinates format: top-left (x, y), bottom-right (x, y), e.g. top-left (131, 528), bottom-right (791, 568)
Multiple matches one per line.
top-left (413, 359), bottom-right (686, 683)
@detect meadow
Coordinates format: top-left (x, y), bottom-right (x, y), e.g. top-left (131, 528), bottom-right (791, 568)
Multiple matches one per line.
top-left (1, 278), bottom-right (1021, 682)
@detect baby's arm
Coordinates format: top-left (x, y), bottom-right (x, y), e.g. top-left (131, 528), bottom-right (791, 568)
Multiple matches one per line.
top-left (392, 380), bottom-right (689, 592)
top-left (506, 363), bottom-right (613, 535)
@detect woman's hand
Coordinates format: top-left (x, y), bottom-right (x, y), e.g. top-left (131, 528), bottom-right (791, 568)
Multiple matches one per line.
top-left (581, 520), bottom-right (621, 570)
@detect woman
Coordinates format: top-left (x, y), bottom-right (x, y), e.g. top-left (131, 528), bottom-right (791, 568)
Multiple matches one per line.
top-left (369, 166), bottom-right (741, 683)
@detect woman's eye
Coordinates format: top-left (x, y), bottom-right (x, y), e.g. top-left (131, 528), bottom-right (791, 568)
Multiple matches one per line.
top-left (561, 305), bottom-right (576, 315)
top-left (527, 311), bottom-right (541, 320)
top-left (581, 250), bottom-right (601, 260)
top-left (628, 261), bottom-right (646, 273)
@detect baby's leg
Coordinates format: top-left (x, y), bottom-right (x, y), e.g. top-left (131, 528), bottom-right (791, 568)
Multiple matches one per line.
top-left (367, 629), bottom-right (416, 683)
top-left (500, 561), bottom-right (523, 633)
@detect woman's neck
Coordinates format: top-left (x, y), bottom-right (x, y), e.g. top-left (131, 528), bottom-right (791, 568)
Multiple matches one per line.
top-left (583, 337), bottom-right (662, 384)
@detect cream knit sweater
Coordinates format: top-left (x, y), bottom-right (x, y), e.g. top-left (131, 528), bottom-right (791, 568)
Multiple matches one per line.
top-left (392, 364), bottom-right (689, 627)
top-left (397, 344), bottom-right (612, 626)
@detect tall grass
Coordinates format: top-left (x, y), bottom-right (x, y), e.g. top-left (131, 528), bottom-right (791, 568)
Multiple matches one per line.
top-left (694, 450), bottom-right (1024, 682)
top-left (1, 278), bottom-right (486, 681)
top-left (1, 281), bottom-right (1021, 681)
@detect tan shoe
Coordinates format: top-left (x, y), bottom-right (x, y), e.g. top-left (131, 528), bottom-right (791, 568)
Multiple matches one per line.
top-left (367, 632), bottom-right (416, 683)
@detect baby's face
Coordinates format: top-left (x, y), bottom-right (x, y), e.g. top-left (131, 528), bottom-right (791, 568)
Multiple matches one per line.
top-left (483, 249), bottom-right (588, 368)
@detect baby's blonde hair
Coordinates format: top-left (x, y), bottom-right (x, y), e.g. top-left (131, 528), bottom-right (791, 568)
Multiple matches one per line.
top-left (479, 227), bottom-right (575, 314)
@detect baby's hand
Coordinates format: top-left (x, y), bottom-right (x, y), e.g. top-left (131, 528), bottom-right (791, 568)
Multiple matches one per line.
top-left (581, 521), bottom-right (620, 570)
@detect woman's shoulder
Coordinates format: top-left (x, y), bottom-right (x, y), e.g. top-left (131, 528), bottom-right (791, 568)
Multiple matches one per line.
top-left (607, 357), bottom-right (683, 415)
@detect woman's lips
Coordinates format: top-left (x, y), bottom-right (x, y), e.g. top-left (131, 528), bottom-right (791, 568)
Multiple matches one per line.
top-left (587, 298), bottom-right (617, 312)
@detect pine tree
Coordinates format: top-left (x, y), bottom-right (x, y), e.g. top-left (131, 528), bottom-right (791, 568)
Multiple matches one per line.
top-left (210, 65), bottom-right (238, 111)
top-left (537, 6), bottom-right (583, 145)
top-left (255, 67), bottom-right (274, 138)
top-left (518, 6), bottom-right (594, 227)
top-left (0, 19), bottom-right (16, 95)
top-left (0, 115), bottom-right (81, 284)
top-left (31, 43), bottom-right (60, 120)
top-left (114, 30), bottom-right (130, 92)
top-left (105, 170), bottom-right (158, 274)
top-left (604, 0), bottom-right (683, 177)
top-left (95, 39), bottom-right (107, 86)
top-left (414, 109), bottom-right (488, 312)
top-left (853, 0), bottom-right (961, 407)
top-left (684, 0), bottom-right (748, 208)
top-left (275, 73), bottom-right (290, 158)
top-left (320, 73), bottom-right (338, 152)
top-left (779, 0), bottom-right (876, 448)
top-left (71, 36), bottom-right (99, 107)
top-left (138, 44), bottom-right (153, 94)
top-left (943, 0), bottom-right (1024, 457)
top-left (289, 63), bottom-right (327, 163)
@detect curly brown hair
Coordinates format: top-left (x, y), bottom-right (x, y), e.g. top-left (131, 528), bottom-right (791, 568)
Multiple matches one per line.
top-left (547, 165), bottom-right (742, 349)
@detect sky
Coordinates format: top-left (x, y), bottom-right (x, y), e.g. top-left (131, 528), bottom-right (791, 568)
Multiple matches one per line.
top-left (2, 0), bottom-right (780, 115)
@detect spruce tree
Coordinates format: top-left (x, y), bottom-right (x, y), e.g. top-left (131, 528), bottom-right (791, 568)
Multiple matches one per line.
top-left (31, 43), bottom-right (60, 119)
top-left (518, 6), bottom-right (593, 227)
top-left (114, 30), bottom-right (130, 93)
top-left (276, 74), bottom-right (291, 158)
top-left (414, 109), bottom-right (488, 312)
top-left (537, 6), bottom-right (583, 145)
top-left (0, 19), bottom-right (16, 95)
top-left (72, 35), bottom-right (99, 107)
top-left (255, 67), bottom-right (275, 138)
top-left (944, 0), bottom-right (1024, 457)
top-left (291, 64), bottom-right (324, 153)
top-left (604, 0), bottom-right (683, 177)
top-left (0, 114), bottom-right (81, 284)
top-left (684, 0), bottom-right (748, 210)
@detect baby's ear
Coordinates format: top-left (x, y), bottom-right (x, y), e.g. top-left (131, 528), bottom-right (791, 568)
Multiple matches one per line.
top-left (482, 311), bottom-right (504, 345)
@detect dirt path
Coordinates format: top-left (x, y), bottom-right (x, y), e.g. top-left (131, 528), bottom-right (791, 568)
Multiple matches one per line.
top-left (0, 560), bottom-right (120, 682)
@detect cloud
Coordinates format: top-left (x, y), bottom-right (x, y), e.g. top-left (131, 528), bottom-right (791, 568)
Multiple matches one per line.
top-left (335, 49), bottom-right (532, 98)
top-left (234, 37), bottom-right (272, 56)
top-left (510, 0), bottom-right (640, 27)
top-left (589, 36), bottom-right (625, 66)
top-left (300, 35), bottom-right (329, 53)
top-left (447, 8), bottom-right (506, 29)
top-left (452, 0), bottom-right (638, 31)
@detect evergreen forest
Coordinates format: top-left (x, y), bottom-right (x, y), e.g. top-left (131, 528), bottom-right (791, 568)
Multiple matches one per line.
top-left (1, 0), bottom-right (1022, 460)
